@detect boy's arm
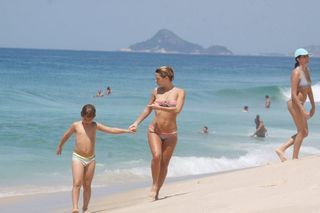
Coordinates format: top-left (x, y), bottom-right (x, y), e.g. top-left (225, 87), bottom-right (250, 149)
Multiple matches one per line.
top-left (97, 123), bottom-right (133, 134)
top-left (56, 123), bottom-right (76, 155)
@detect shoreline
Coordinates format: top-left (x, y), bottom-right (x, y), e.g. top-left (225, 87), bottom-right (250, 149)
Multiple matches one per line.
top-left (88, 155), bottom-right (320, 213)
top-left (3, 155), bottom-right (320, 212)
top-left (0, 161), bottom-right (267, 212)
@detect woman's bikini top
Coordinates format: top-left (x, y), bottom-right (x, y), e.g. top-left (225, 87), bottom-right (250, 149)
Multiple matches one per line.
top-left (299, 69), bottom-right (311, 88)
top-left (155, 100), bottom-right (177, 107)
top-left (155, 87), bottom-right (177, 107)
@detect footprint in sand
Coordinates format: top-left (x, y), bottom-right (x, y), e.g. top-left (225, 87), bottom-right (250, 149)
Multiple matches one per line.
top-left (258, 179), bottom-right (287, 188)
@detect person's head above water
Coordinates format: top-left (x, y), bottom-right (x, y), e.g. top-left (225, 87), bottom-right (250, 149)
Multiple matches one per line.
top-left (81, 104), bottom-right (96, 124)
top-left (202, 126), bottom-right (208, 133)
top-left (294, 48), bottom-right (310, 68)
top-left (265, 95), bottom-right (269, 99)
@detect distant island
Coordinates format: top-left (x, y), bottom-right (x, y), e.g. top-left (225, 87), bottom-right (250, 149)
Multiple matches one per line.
top-left (121, 29), bottom-right (233, 56)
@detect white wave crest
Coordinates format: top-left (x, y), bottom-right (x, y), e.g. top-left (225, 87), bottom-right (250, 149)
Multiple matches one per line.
top-left (281, 82), bottom-right (320, 103)
top-left (103, 145), bottom-right (320, 178)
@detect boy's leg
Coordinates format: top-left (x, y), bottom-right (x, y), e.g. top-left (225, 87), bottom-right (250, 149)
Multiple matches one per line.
top-left (82, 161), bottom-right (96, 211)
top-left (72, 160), bottom-right (84, 212)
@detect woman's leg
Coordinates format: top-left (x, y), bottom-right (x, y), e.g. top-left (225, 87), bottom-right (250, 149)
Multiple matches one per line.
top-left (82, 161), bottom-right (96, 212)
top-left (148, 131), bottom-right (162, 199)
top-left (289, 102), bottom-right (308, 159)
top-left (276, 137), bottom-right (294, 162)
top-left (276, 101), bottom-right (296, 161)
top-left (72, 160), bottom-right (84, 212)
top-left (276, 101), bottom-right (308, 161)
top-left (157, 134), bottom-right (178, 197)
top-left (292, 113), bottom-right (308, 159)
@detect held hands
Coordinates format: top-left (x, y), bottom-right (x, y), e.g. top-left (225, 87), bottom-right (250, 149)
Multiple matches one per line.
top-left (127, 128), bottom-right (135, 134)
top-left (129, 123), bottom-right (138, 133)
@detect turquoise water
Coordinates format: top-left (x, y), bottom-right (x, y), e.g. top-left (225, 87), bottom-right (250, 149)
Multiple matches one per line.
top-left (1, 48), bottom-right (320, 197)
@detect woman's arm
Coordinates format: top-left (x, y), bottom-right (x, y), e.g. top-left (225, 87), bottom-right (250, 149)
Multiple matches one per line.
top-left (56, 123), bottom-right (76, 155)
top-left (129, 90), bottom-right (156, 130)
top-left (148, 89), bottom-right (185, 113)
top-left (97, 123), bottom-right (133, 134)
top-left (291, 69), bottom-right (306, 113)
top-left (305, 68), bottom-right (316, 117)
top-left (308, 87), bottom-right (316, 117)
top-left (147, 104), bottom-right (176, 112)
top-left (174, 89), bottom-right (185, 113)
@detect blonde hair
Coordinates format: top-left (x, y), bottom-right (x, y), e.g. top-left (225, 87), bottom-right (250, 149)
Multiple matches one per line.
top-left (155, 66), bottom-right (174, 81)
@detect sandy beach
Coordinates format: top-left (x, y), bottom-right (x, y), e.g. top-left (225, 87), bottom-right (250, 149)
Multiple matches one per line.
top-left (1, 155), bottom-right (320, 212)
top-left (67, 155), bottom-right (319, 213)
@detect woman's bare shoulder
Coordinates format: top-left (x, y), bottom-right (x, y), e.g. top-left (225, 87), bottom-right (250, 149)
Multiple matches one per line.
top-left (291, 68), bottom-right (300, 77)
top-left (175, 87), bottom-right (185, 95)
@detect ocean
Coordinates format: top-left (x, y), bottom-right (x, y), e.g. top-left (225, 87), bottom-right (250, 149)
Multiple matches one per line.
top-left (1, 48), bottom-right (320, 198)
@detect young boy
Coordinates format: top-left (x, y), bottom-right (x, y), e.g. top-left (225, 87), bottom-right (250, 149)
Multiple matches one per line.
top-left (56, 104), bottom-right (133, 213)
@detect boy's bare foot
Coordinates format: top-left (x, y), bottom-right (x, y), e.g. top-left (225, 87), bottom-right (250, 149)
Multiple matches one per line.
top-left (71, 208), bottom-right (79, 213)
top-left (275, 149), bottom-right (287, 162)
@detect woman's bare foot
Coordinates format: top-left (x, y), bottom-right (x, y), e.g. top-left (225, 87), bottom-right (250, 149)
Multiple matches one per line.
top-left (149, 191), bottom-right (159, 201)
top-left (275, 149), bottom-right (287, 162)
top-left (82, 207), bottom-right (91, 213)
top-left (149, 185), bottom-right (156, 197)
top-left (71, 208), bottom-right (79, 213)
top-left (149, 186), bottom-right (159, 201)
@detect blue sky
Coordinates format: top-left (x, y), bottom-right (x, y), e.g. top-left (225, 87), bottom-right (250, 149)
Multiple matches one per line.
top-left (0, 0), bottom-right (319, 54)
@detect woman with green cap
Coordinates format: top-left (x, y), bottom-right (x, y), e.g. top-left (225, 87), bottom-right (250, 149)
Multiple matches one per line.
top-left (276, 48), bottom-right (315, 162)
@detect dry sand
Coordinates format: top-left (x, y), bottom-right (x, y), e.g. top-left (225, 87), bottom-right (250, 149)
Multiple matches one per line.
top-left (71, 155), bottom-right (320, 213)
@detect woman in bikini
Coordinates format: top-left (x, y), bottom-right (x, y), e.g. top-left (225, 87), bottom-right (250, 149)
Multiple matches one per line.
top-left (276, 48), bottom-right (315, 162)
top-left (129, 66), bottom-right (185, 200)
